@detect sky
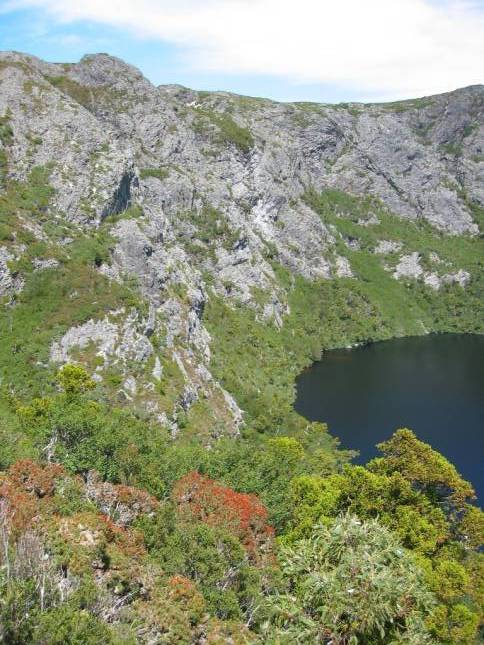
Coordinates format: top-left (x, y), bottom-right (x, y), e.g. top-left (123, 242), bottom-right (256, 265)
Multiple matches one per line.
top-left (0, 0), bottom-right (483, 104)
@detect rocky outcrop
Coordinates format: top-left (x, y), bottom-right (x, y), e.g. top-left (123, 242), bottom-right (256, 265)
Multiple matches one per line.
top-left (0, 246), bottom-right (23, 297)
top-left (393, 252), bottom-right (424, 280)
top-left (0, 50), bottom-right (482, 436)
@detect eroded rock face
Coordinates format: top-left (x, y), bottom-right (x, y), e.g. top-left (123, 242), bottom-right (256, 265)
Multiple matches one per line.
top-left (1, 50), bottom-right (482, 436)
top-left (2, 52), bottom-right (482, 233)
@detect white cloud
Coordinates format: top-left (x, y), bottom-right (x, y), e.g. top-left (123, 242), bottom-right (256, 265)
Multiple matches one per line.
top-left (5, 0), bottom-right (484, 99)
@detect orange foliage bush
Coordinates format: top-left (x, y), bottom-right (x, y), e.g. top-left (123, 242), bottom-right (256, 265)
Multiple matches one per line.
top-left (0, 479), bottom-right (38, 533)
top-left (8, 459), bottom-right (64, 498)
top-left (1, 461), bottom-right (147, 565)
top-left (167, 575), bottom-right (206, 620)
top-left (173, 472), bottom-right (274, 557)
top-left (0, 460), bottom-right (64, 534)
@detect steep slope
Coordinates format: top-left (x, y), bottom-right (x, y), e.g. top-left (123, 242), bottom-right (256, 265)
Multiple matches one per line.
top-left (0, 51), bottom-right (482, 438)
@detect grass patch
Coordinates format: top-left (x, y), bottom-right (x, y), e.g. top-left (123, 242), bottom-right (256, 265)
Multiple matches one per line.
top-left (304, 189), bottom-right (483, 332)
top-left (440, 142), bottom-right (463, 157)
top-left (181, 206), bottom-right (241, 257)
top-left (193, 109), bottom-right (254, 152)
top-left (463, 122), bottom-right (479, 138)
top-left (0, 150), bottom-right (8, 187)
top-left (44, 75), bottom-right (126, 111)
top-left (375, 96), bottom-right (433, 112)
top-left (0, 110), bottom-right (14, 146)
top-left (0, 239), bottom-right (140, 396)
top-left (205, 272), bottom-right (389, 433)
top-left (44, 75), bottom-right (92, 107)
top-left (304, 188), bottom-right (483, 267)
top-left (139, 167), bottom-right (170, 181)
top-left (0, 165), bottom-right (55, 245)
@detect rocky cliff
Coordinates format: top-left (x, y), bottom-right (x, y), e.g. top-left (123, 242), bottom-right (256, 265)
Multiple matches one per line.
top-left (0, 51), bottom-right (482, 438)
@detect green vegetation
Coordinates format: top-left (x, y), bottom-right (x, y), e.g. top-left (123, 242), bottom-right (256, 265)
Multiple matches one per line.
top-left (43, 75), bottom-right (126, 112)
top-left (0, 138), bottom-right (482, 639)
top-left (139, 167), bottom-right (170, 181)
top-left (463, 122), bottom-right (479, 138)
top-left (291, 101), bottom-right (326, 114)
top-left (193, 108), bottom-right (254, 152)
top-left (440, 141), bottom-right (463, 157)
top-left (193, 205), bottom-right (240, 248)
top-left (0, 232), bottom-right (138, 396)
top-left (0, 110), bottom-right (14, 146)
top-left (205, 276), bottom-right (387, 432)
top-left (0, 149), bottom-right (7, 188)
top-left (0, 165), bottom-right (55, 245)
top-left (268, 515), bottom-right (435, 643)
top-left (204, 185), bottom-right (482, 431)
top-left (0, 166), bottom-right (141, 397)
top-left (375, 96), bottom-right (434, 112)
top-left (210, 112), bottom-right (254, 152)
top-left (179, 205), bottom-right (242, 260)
top-left (0, 370), bottom-right (481, 643)
top-left (304, 189), bottom-right (483, 334)
top-left (282, 429), bottom-right (483, 643)
top-left (44, 75), bottom-right (93, 108)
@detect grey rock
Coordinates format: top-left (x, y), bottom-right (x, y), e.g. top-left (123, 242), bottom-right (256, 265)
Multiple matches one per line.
top-left (1, 50), bottom-right (482, 436)
top-left (334, 255), bottom-right (353, 278)
top-left (423, 273), bottom-right (442, 290)
top-left (424, 268), bottom-right (470, 290)
top-left (152, 357), bottom-right (163, 382)
top-left (32, 257), bottom-right (59, 271)
top-left (50, 310), bottom-right (153, 365)
top-left (393, 252), bottom-right (423, 280)
top-left (442, 269), bottom-right (470, 287)
top-left (374, 240), bottom-right (403, 254)
top-left (0, 247), bottom-right (14, 297)
top-left (0, 246), bottom-right (24, 296)
top-left (50, 318), bottom-right (119, 363)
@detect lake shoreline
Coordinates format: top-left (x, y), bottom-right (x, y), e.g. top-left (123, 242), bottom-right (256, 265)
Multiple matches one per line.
top-left (295, 333), bottom-right (484, 500)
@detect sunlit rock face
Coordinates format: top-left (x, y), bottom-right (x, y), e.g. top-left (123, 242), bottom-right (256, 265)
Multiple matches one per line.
top-left (0, 50), bottom-right (482, 436)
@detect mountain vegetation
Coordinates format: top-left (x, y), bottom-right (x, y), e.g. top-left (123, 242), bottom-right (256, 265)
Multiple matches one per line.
top-left (0, 52), bottom-right (482, 642)
top-left (0, 367), bottom-right (482, 643)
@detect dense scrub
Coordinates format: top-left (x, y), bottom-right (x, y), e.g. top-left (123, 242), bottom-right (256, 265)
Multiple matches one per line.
top-left (0, 366), bottom-right (482, 643)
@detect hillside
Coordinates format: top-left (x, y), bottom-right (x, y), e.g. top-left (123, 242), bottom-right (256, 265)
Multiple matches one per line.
top-left (0, 51), bottom-right (483, 437)
top-left (0, 52), bottom-right (483, 643)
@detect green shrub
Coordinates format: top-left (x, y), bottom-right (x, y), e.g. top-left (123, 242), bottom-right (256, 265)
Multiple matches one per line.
top-left (212, 112), bottom-right (254, 152)
top-left (33, 607), bottom-right (115, 645)
top-left (265, 514), bottom-right (435, 643)
top-left (0, 149), bottom-right (8, 186)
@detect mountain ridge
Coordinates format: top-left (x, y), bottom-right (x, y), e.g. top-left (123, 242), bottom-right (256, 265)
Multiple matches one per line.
top-left (0, 50), bottom-right (483, 438)
top-left (5, 49), bottom-right (484, 105)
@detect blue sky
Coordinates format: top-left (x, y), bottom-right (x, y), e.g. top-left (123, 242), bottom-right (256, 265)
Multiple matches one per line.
top-left (1, 1), bottom-right (483, 104)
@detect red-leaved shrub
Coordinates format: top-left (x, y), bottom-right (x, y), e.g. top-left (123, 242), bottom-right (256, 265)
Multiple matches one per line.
top-left (173, 472), bottom-right (274, 559)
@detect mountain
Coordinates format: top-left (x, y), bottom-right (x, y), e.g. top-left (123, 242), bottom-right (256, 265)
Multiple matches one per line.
top-left (0, 51), bottom-right (483, 644)
top-left (0, 51), bottom-right (483, 438)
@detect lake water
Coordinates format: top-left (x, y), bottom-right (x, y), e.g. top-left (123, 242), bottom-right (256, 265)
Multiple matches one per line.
top-left (295, 334), bottom-right (484, 500)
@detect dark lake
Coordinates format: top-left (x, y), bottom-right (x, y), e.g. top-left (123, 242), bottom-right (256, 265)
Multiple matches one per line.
top-left (295, 334), bottom-right (484, 500)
